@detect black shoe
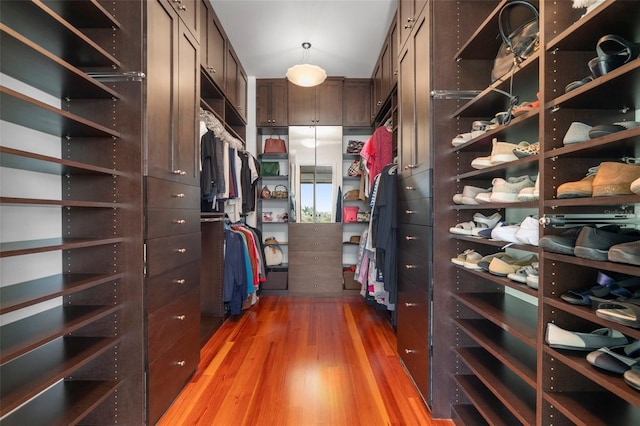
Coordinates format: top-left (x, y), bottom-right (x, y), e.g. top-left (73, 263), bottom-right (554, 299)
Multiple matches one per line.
top-left (538, 226), bottom-right (585, 255)
top-left (575, 225), bottom-right (640, 261)
top-left (609, 241), bottom-right (640, 266)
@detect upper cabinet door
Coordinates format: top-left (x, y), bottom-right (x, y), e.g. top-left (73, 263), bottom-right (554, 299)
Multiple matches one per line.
top-left (199, 0), bottom-right (225, 89)
top-left (398, 0), bottom-right (426, 50)
top-left (343, 79), bottom-right (371, 127)
top-left (166, 0), bottom-right (198, 38)
top-left (315, 79), bottom-right (343, 125)
top-left (287, 84), bottom-right (316, 125)
top-left (256, 79), bottom-right (288, 127)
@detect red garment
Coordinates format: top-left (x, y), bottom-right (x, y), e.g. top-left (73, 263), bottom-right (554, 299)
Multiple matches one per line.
top-left (360, 126), bottom-right (393, 188)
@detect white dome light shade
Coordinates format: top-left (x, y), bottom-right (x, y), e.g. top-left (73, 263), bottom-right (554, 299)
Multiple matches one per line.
top-left (286, 42), bottom-right (327, 87)
top-left (286, 63), bottom-right (327, 87)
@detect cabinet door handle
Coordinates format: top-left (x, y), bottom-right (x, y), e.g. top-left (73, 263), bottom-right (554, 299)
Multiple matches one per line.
top-left (178, 5), bottom-right (187, 10)
top-left (405, 264), bottom-right (418, 269)
top-left (176, 360), bottom-right (186, 366)
top-left (405, 302), bottom-right (418, 307)
top-left (173, 279), bottom-right (186, 285)
top-left (172, 193), bottom-right (185, 198)
top-left (175, 314), bottom-right (186, 320)
top-left (405, 210), bottom-right (416, 214)
top-left (176, 248), bottom-right (187, 253)
top-left (406, 164), bottom-right (418, 169)
top-left (405, 235), bottom-right (417, 240)
top-left (405, 349), bottom-right (417, 354)
top-left (405, 186), bottom-right (415, 190)
top-left (172, 219), bottom-right (186, 224)
top-left (172, 169), bottom-right (187, 176)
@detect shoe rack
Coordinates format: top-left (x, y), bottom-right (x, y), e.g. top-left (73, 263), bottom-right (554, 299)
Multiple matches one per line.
top-left (429, 0), bottom-right (640, 423)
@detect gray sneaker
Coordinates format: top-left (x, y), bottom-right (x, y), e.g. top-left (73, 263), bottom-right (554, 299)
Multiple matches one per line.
top-left (609, 240), bottom-right (640, 266)
top-left (574, 226), bottom-right (640, 261)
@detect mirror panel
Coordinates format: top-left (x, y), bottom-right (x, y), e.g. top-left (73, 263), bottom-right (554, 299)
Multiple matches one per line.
top-left (289, 126), bottom-right (342, 223)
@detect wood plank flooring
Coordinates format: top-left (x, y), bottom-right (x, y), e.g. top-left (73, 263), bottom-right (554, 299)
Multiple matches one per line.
top-left (158, 296), bottom-right (452, 426)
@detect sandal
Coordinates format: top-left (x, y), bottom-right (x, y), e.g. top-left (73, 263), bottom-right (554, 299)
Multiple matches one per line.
top-left (470, 212), bottom-right (502, 236)
top-left (512, 141), bottom-right (539, 158)
top-left (451, 249), bottom-right (482, 266)
top-left (448, 221), bottom-right (476, 235)
top-left (596, 299), bottom-right (640, 328)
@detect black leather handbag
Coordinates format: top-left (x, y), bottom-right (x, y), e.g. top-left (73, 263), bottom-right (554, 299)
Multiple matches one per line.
top-left (491, 0), bottom-right (539, 82)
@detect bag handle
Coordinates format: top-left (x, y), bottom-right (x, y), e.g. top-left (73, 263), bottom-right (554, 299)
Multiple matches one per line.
top-left (274, 184), bottom-right (288, 191)
top-left (498, 1), bottom-right (539, 51)
top-left (595, 34), bottom-right (640, 64)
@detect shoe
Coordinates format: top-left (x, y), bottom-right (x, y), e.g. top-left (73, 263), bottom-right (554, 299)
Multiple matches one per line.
top-left (588, 124), bottom-right (627, 139)
top-left (453, 185), bottom-right (491, 205)
top-left (489, 254), bottom-right (537, 277)
top-left (451, 249), bottom-right (482, 266)
top-left (470, 155), bottom-right (493, 170)
top-left (545, 322), bottom-right (628, 351)
top-left (609, 240), bottom-right (640, 266)
top-left (449, 220), bottom-right (476, 235)
top-left (526, 263), bottom-right (539, 289)
top-left (490, 175), bottom-right (535, 203)
top-left (556, 166), bottom-right (598, 198)
top-left (574, 225), bottom-right (640, 261)
top-left (517, 172), bottom-right (540, 202)
top-left (624, 366), bottom-right (640, 391)
top-left (470, 212), bottom-right (502, 236)
top-left (631, 176), bottom-right (640, 195)
top-left (512, 141), bottom-right (539, 158)
top-left (474, 252), bottom-right (513, 272)
top-left (538, 226), bottom-right (584, 255)
top-left (474, 192), bottom-right (492, 203)
top-left (491, 223), bottom-right (521, 244)
top-left (587, 347), bottom-right (640, 374)
top-left (563, 122), bottom-right (592, 145)
top-left (596, 299), bottom-right (640, 328)
top-left (451, 130), bottom-right (486, 147)
top-left (592, 161), bottom-right (640, 197)
top-left (515, 216), bottom-right (539, 246)
top-left (490, 139), bottom-right (530, 165)
top-left (476, 220), bottom-right (507, 239)
top-left (507, 262), bottom-right (538, 284)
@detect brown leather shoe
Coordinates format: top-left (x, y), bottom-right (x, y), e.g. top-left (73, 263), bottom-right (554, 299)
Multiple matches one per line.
top-left (557, 175), bottom-right (595, 198)
top-left (592, 162), bottom-right (640, 197)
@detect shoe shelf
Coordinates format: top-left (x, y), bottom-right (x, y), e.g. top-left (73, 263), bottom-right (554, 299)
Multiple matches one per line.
top-left (544, 344), bottom-right (640, 406)
top-left (453, 292), bottom-right (537, 346)
top-left (544, 390), bottom-right (640, 426)
top-left (452, 235), bottom-right (539, 253)
top-left (454, 265), bottom-right (539, 299)
top-left (453, 376), bottom-right (517, 426)
top-left (455, 318), bottom-right (537, 387)
top-left (456, 346), bottom-right (536, 425)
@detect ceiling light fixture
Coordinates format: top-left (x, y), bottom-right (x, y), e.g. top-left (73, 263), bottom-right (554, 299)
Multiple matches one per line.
top-left (286, 42), bottom-right (327, 87)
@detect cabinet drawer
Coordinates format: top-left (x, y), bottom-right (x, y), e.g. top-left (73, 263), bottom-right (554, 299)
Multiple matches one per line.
top-left (288, 223), bottom-right (342, 249)
top-left (146, 208), bottom-right (200, 238)
top-left (288, 251), bottom-right (342, 294)
top-left (398, 196), bottom-right (431, 226)
top-left (146, 232), bottom-right (201, 277)
top-left (398, 249), bottom-right (431, 291)
top-left (148, 287), bottom-right (200, 361)
top-left (398, 169), bottom-right (432, 200)
top-left (147, 261), bottom-right (199, 313)
top-left (398, 223), bottom-right (431, 257)
top-left (148, 324), bottom-right (199, 425)
top-left (146, 177), bottom-right (200, 209)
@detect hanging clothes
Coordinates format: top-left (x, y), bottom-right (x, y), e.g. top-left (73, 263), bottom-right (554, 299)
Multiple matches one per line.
top-left (360, 125), bottom-right (393, 192)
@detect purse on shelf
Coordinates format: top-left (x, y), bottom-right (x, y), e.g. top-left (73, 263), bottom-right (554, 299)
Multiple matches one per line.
top-left (260, 186), bottom-right (271, 199)
top-left (347, 157), bottom-right (363, 176)
top-left (346, 140), bottom-right (365, 154)
top-left (260, 161), bottom-right (280, 176)
top-left (343, 206), bottom-right (358, 223)
top-left (271, 184), bottom-right (288, 199)
top-left (491, 0), bottom-right (539, 83)
top-left (264, 136), bottom-right (287, 154)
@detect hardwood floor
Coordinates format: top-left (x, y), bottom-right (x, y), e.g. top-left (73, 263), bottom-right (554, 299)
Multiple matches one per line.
top-left (158, 296), bottom-right (452, 426)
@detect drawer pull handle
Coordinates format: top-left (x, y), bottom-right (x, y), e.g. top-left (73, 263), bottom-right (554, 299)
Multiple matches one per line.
top-left (176, 360), bottom-right (186, 366)
top-left (175, 315), bottom-right (186, 320)
top-left (172, 193), bottom-right (185, 198)
top-left (405, 264), bottom-right (417, 269)
top-left (173, 279), bottom-right (186, 285)
top-left (405, 186), bottom-right (415, 190)
top-left (405, 210), bottom-right (416, 214)
top-left (405, 236), bottom-right (417, 241)
top-left (172, 169), bottom-right (187, 176)
top-left (407, 164), bottom-right (418, 169)
top-left (405, 302), bottom-right (418, 307)
top-left (176, 248), bottom-right (187, 253)
top-left (172, 219), bottom-right (186, 224)
top-left (405, 349), bottom-right (417, 354)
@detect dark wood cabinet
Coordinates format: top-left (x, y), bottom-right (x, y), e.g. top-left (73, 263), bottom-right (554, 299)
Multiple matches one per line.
top-left (372, 16), bottom-right (397, 119)
top-left (199, 0), bottom-right (225, 89)
top-left (0, 1), bottom-right (145, 423)
top-left (398, 0), bottom-right (427, 50)
top-left (287, 78), bottom-right (343, 125)
top-left (165, 0), bottom-right (199, 39)
top-left (256, 79), bottom-right (288, 127)
top-left (147, 0), bottom-right (200, 186)
top-left (343, 79), bottom-right (372, 127)
top-left (226, 45), bottom-right (247, 121)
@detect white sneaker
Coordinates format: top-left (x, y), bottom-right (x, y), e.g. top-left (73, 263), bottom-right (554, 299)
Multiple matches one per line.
top-left (491, 223), bottom-right (521, 244)
top-left (515, 216), bottom-right (540, 246)
top-left (517, 172), bottom-right (540, 202)
top-left (490, 175), bottom-right (535, 203)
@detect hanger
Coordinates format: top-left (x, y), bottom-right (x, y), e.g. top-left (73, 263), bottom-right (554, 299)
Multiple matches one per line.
top-left (384, 117), bottom-right (393, 132)
top-left (199, 108), bottom-right (245, 151)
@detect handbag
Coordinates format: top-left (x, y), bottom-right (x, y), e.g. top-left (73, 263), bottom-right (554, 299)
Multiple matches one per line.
top-left (260, 161), bottom-right (280, 176)
top-left (491, 0), bottom-right (539, 83)
top-left (260, 186), bottom-right (271, 199)
top-left (344, 189), bottom-right (360, 200)
top-left (343, 206), bottom-right (358, 223)
top-left (271, 184), bottom-right (288, 199)
top-left (346, 140), bottom-right (364, 154)
top-left (264, 137), bottom-right (287, 154)
top-left (347, 158), bottom-right (362, 176)
top-left (264, 244), bottom-right (284, 266)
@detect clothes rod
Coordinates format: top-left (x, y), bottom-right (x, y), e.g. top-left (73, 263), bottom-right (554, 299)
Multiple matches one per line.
top-left (430, 90), bottom-right (482, 99)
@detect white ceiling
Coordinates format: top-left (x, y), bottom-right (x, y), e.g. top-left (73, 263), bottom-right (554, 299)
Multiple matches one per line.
top-left (209, 0), bottom-right (397, 80)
